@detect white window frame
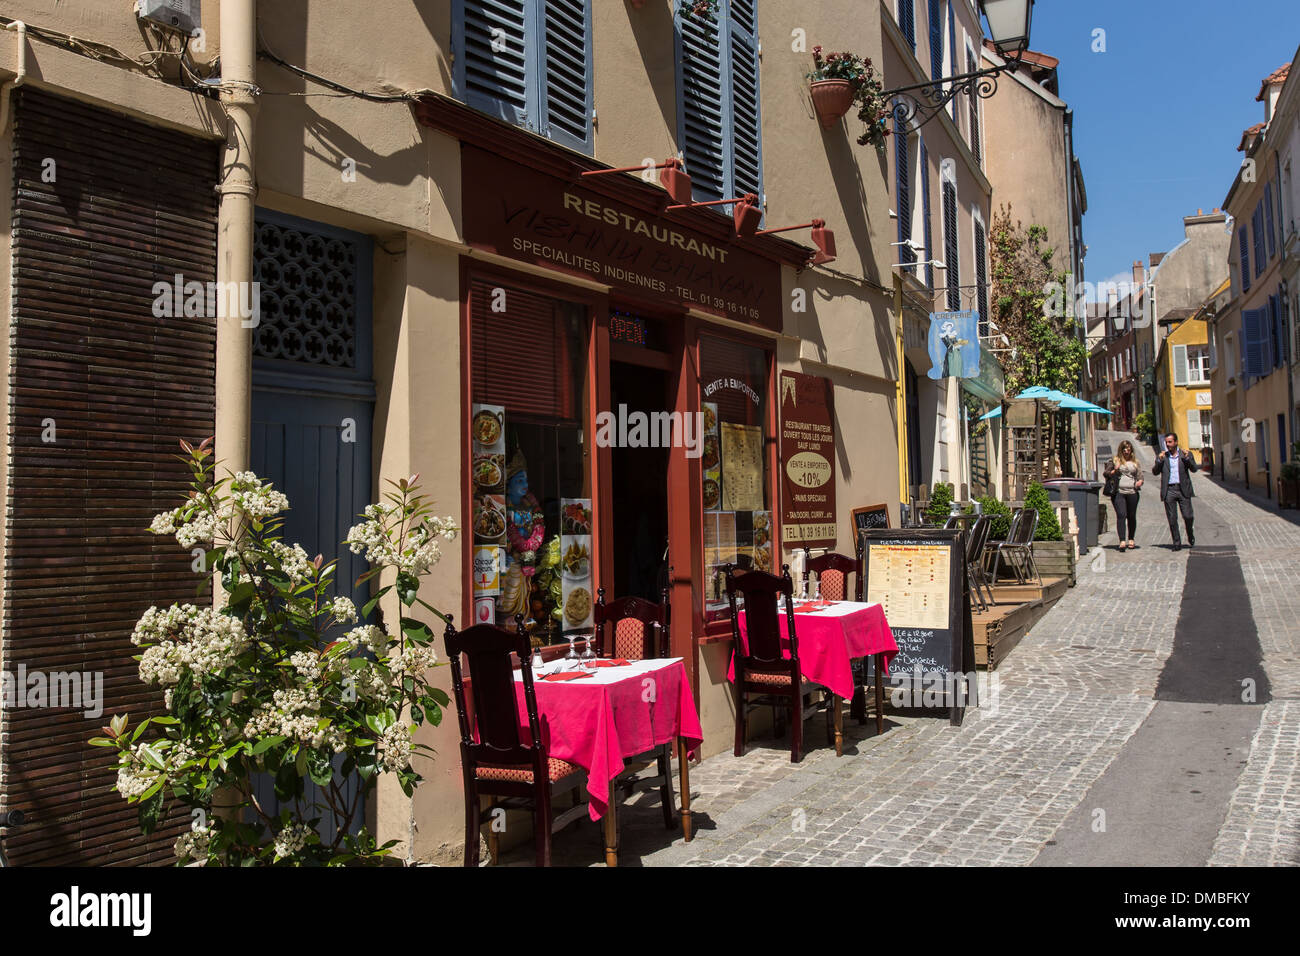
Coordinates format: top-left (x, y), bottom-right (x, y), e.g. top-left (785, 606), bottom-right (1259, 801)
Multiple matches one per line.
top-left (964, 39), bottom-right (983, 163)
top-left (1185, 344), bottom-right (1210, 385)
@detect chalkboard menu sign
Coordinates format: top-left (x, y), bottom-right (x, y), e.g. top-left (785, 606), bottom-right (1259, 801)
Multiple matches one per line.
top-left (859, 528), bottom-right (975, 726)
top-left (851, 503), bottom-right (891, 544)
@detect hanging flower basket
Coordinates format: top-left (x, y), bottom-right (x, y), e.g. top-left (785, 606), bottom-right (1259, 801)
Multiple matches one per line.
top-left (807, 46), bottom-right (891, 150)
top-left (810, 79), bottom-right (855, 128)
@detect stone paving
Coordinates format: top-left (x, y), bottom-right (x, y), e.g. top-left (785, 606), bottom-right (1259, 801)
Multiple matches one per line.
top-left (499, 433), bottom-right (1300, 866)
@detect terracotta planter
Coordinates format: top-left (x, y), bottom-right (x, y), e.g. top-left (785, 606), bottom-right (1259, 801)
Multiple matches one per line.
top-left (810, 79), bottom-right (854, 129)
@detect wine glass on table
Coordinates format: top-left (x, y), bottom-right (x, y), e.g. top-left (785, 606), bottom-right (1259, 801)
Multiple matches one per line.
top-left (580, 633), bottom-right (596, 669)
top-left (564, 634), bottom-right (579, 669)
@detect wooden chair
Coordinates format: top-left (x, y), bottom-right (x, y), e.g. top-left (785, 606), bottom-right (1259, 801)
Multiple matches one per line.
top-left (444, 614), bottom-right (588, 867)
top-left (805, 551), bottom-right (861, 602)
top-left (724, 564), bottom-right (833, 763)
top-left (592, 579), bottom-right (676, 830)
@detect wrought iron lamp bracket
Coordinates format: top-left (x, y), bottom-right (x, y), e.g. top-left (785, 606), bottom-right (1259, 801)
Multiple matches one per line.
top-left (883, 58), bottom-right (1019, 132)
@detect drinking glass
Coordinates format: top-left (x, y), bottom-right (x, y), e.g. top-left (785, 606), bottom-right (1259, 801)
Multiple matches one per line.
top-left (564, 634), bottom-right (578, 666)
top-left (581, 634), bottom-right (596, 667)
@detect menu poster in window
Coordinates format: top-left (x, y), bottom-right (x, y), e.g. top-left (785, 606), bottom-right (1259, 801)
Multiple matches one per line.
top-left (779, 372), bottom-right (837, 549)
top-left (703, 510), bottom-right (738, 608)
top-left (751, 510), bottom-right (773, 573)
top-left (860, 528), bottom-right (975, 726)
top-left (470, 403), bottom-right (505, 493)
top-left (559, 499), bottom-right (593, 633)
top-left (720, 422), bottom-right (764, 512)
top-left (472, 494), bottom-right (506, 545)
top-left (702, 402), bottom-right (721, 511)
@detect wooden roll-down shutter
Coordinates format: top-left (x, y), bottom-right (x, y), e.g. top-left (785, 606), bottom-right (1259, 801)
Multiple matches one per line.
top-left (2, 88), bottom-right (219, 865)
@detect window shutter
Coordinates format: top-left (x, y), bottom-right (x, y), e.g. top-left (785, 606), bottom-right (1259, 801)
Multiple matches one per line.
top-left (457, 0), bottom-right (533, 129)
top-left (928, 0), bottom-right (944, 79)
top-left (1253, 205), bottom-right (1265, 278)
top-left (1269, 294), bottom-right (1281, 369)
top-left (947, 3), bottom-right (958, 122)
top-left (1172, 343), bottom-right (1187, 386)
top-left (974, 218), bottom-right (989, 336)
top-left (1243, 308), bottom-right (1266, 378)
top-left (966, 47), bottom-right (982, 164)
top-left (896, 128), bottom-right (915, 272)
top-left (1186, 408), bottom-right (1202, 449)
top-left (943, 179), bottom-right (960, 310)
top-left (540, 0), bottom-right (592, 151)
top-left (899, 0), bottom-right (916, 50)
top-left (471, 278), bottom-right (579, 420)
top-left (1265, 182), bottom-right (1276, 259)
top-left (728, 0), bottom-right (763, 201)
top-left (677, 9), bottom-right (726, 201)
top-left (1239, 226), bottom-right (1251, 292)
top-left (920, 137), bottom-right (933, 288)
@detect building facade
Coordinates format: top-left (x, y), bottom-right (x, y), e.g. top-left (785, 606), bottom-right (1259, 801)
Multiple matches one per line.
top-left (0, 0), bottom-right (996, 863)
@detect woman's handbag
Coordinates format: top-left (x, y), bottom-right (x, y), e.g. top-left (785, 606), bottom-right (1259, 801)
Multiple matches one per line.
top-left (1103, 469), bottom-right (1120, 497)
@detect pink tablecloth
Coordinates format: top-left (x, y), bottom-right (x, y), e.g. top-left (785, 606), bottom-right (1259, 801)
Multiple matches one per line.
top-left (729, 601), bottom-right (897, 700)
top-left (512, 658), bottom-right (702, 821)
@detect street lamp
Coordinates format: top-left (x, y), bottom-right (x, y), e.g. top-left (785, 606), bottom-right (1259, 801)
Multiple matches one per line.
top-left (880, 0), bottom-right (1034, 132)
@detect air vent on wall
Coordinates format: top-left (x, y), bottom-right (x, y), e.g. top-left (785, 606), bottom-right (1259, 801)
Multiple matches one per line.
top-left (135, 0), bottom-right (201, 35)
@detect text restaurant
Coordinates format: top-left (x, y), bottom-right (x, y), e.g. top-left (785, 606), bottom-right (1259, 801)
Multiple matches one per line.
top-left (414, 96), bottom-right (817, 697)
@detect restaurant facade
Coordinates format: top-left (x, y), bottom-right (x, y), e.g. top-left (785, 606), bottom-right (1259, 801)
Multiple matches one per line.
top-left (0, 0), bottom-right (929, 863)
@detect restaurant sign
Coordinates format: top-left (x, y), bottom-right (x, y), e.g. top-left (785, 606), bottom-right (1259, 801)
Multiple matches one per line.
top-left (779, 372), bottom-right (837, 548)
top-left (462, 145), bottom-right (782, 329)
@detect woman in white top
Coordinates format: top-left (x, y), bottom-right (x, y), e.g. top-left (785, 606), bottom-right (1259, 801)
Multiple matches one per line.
top-left (1104, 439), bottom-right (1144, 551)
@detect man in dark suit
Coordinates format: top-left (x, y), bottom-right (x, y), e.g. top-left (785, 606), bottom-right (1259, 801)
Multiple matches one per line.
top-left (1152, 432), bottom-right (1198, 550)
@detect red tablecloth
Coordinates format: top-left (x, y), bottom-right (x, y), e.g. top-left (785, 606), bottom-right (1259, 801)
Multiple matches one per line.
top-left (511, 658), bottom-right (702, 821)
top-left (729, 601), bottom-right (897, 700)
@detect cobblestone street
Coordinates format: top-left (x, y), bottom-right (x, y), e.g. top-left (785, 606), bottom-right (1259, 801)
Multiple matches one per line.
top-left (524, 433), bottom-right (1300, 867)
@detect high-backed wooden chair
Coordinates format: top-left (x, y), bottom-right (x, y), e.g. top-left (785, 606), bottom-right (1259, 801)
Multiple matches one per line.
top-left (592, 578), bottom-right (676, 829)
top-left (444, 615), bottom-right (588, 867)
top-left (806, 551), bottom-right (861, 602)
top-left (724, 564), bottom-right (833, 763)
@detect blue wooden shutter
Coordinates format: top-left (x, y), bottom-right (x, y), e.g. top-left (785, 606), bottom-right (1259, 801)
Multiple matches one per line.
top-left (975, 217), bottom-right (989, 336)
top-left (456, 0), bottom-right (534, 129)
top-left (1265, 182), bottom-right (1276, 259)
top-left (1253, 205), bottom-right (1265, 277)
top-left (899, 0), bottom-right (916, 50)
top-left (943, 179), bottom-right (960, 309)
top-left (920, 137), bottom-right (933, 288)
top-left (966, 46), bottom-right (982, 164)
top-left (729, 0), bottom-right (763, 201)
top-left (1243, 308), bottom-right (1267, 379)
top-left (1239, 226), bottom-right (1251, 292)
top-left (947, 2), bottom-right (958, 122)
top-left (677, 6), bottom-right (726, 201)
top-left (896, 127), bottom-right (915, 272)
top-left (928, 0), bottom-right (944, 78)
top-left (1270, 294), bottom-right (1281, 369)
top-left (540, 0), bottom-right (592, 151)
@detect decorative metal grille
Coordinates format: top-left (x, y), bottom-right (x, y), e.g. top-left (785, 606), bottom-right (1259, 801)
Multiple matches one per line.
top-left (253, 220), bottom-right (358, 369)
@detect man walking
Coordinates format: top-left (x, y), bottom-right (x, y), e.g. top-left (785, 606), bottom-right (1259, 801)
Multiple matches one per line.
top-left (1152, 432), bottom-right (1198, 550)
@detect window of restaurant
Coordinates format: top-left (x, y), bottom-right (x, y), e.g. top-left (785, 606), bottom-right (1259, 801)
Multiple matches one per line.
top-left (468, 277), bottom-right (592, 646)
top-left (699, 334), bottom-right (773, 624)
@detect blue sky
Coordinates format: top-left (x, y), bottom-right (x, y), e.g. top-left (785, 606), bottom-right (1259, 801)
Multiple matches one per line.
top-left (1028, 0), bottom-right (1299, 296)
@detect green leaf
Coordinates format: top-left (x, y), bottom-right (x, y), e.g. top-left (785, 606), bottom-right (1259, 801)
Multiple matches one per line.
top-left (251, 735), bottom-right (286, 755)
top-left (428, 687), bottom-right (450, 707)
top-left (138, 788), bottom-right (165, 835)
top-left (400, 616), bottom-right (433, 644)
top-left (396, 572), bottom-right (419, 607)
top-left (87, 736), bottom-right (117, 748)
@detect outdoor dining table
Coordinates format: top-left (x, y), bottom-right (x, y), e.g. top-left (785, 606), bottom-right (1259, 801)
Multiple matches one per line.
top-left (730, 600), bottom-right (898, 753)
top-left (511, 656), bottom-right (702, 867)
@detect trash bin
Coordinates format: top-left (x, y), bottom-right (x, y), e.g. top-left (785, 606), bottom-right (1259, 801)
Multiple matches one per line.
top-left (1042, 478), bottom-right (1103, 554)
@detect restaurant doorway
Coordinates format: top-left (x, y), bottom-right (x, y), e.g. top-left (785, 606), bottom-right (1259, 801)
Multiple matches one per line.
top-left (609, 360), bottom-right (672, 602)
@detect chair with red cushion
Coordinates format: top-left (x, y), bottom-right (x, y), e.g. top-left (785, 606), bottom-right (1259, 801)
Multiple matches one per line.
top-left (724, 564), bottom-right (833, 763)
top-left (592, 577), bottom-right (677, 829)
top-left (444, 615), bottom-right (588, 867)
top-left (806, 551), bottom-right (861, 602)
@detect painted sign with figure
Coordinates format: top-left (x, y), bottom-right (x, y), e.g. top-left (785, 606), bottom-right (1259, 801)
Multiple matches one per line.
top-left (926, 311), bottom-right (980, 380)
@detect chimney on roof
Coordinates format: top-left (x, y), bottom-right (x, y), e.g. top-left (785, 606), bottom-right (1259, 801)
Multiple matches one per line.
top-left (1132, 260), bottom-right (1144, 290)
top-left (1197, 209), bottom-right (1203, 216)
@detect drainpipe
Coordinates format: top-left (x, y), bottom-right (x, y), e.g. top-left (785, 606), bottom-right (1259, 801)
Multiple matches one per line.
top-left (215, 0), bottom-right (258, 477)
top-left (0, 20), bottom-right (28, 135)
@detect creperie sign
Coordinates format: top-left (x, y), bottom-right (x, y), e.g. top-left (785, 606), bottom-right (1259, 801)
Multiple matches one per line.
top-left (462, 146), bottom-right (782, 328)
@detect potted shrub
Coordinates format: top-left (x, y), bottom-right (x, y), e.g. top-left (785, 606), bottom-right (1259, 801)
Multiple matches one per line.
top-left (1279, 461), bottom-right (1300, 509)
top-left (1024, 480), bottom-right (1076, 585)
top-left (807, 46), bottom-right (891, 148)
top-left (1133, 409), bottom-right (1156, 446)
top-left (924, 481), bottom-right (955, 526)
top-left (975, 494), bottom-right (1013, 540)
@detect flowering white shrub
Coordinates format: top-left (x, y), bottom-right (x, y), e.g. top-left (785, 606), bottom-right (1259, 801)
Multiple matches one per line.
top-left (92, 438), bottom-right (457, 867)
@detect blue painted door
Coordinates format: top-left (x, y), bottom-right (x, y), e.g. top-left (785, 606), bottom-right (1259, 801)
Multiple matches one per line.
top-left (250, 210), bottom-right (375, 842)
